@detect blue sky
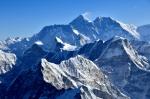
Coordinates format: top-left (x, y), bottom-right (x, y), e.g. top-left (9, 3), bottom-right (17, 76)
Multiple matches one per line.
top-left (0, 0), bottom-right (150, 40)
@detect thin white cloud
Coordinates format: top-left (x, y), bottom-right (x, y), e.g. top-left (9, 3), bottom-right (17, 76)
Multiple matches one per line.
top-left (82, 12), bottom-right (92, 20)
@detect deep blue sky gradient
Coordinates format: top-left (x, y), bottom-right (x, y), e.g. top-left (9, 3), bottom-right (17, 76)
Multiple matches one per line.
top-left (0, 0), bottom-right (150, 40)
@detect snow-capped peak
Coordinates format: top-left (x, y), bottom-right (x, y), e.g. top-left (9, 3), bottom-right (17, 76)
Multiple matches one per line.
top-left (98, 16), bottom-right (139, 38)
top-left (93, 16), bottom-right (140, 41)
top-left (70, 15), bottom-right (92, 25)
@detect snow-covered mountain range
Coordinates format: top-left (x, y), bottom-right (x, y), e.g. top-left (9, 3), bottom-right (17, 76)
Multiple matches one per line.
top-left (0, 15), bottom-right (150, 99)
top-left (0, 15), bottom-right (147, 57)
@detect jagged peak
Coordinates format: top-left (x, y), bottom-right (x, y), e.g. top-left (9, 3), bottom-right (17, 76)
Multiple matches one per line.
top-left (41, 55), bottom-right (101, 89)
top-left (70, 15), bottom-right (92, 25)
top-left (40, 55), bottom-right (129, 98)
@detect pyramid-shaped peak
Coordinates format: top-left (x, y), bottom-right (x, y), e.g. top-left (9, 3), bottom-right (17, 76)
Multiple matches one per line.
top-left (70, 15), bottom-right (91, 24)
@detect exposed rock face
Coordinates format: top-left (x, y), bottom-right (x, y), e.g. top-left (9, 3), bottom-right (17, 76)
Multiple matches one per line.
top-left (5, 56), bottom-right (129, 99)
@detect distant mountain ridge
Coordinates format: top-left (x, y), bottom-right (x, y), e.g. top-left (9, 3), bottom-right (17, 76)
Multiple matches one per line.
top-left (0, 15), bottom-right (149, 57)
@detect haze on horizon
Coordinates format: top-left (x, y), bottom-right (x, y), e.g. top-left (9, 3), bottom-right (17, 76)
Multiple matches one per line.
top-left (0, 0), bottom-right (150, 40)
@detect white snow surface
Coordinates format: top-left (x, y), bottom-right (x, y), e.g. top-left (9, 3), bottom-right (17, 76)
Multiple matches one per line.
top-left (41, 55), bottom-right (129, 99)
top-left (72, 29), bottom-right (80, 35)
top-left (62, 43), bottom-right (77, 51)
top-left (56, 37), bottom-right (77, 51)
top-left (117, 21), bottom-right (140, 39)
top-left (35, 41), bottom-right (43, 45)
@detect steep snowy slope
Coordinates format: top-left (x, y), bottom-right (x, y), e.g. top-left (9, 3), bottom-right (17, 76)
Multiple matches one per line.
top-left (70, 15), bottom-right (99, 41)
top-left (93, 17), bottom-right (140, 41)
top-left (94, 37), bottom-right (150, 99)
top-left (5, 55), bottom-right (129, 99)
top-left (96, 36), bottom-right (150, 71)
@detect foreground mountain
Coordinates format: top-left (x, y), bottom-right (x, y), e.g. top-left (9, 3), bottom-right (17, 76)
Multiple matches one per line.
top-left (45, 36), bottom-right (150, 99)
top-left (4, 55), bottom-right (129, 99)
